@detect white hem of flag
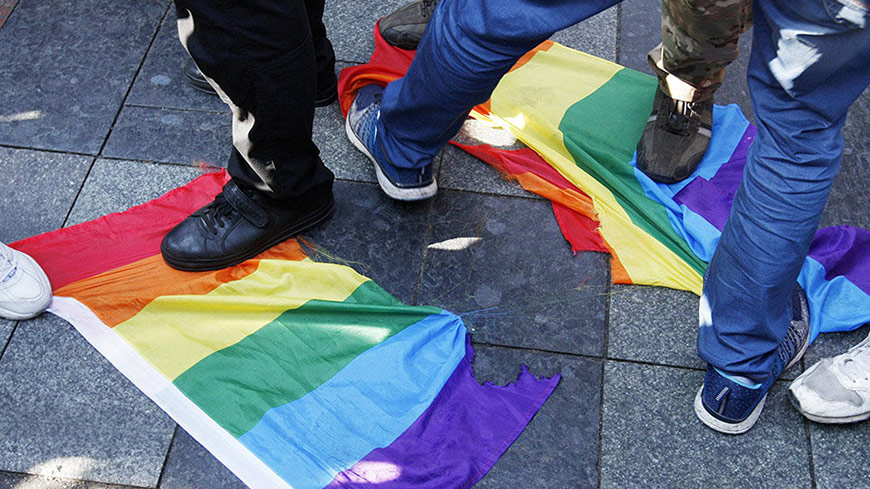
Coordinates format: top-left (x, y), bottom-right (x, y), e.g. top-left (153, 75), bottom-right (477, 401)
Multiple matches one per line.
top-left (48, 295), bottom-right (294, 489)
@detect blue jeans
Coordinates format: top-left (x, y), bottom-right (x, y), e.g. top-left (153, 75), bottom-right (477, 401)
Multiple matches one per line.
top-left (699, 0), bottom-right (870, 379)
top-left (377, 0), bottom-right (622, 168)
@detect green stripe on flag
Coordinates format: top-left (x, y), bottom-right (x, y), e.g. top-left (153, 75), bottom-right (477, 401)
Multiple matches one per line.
top-left (173, 281), bottom-right (440, 438)
top-left (557, 68), bottom-right (706, 274)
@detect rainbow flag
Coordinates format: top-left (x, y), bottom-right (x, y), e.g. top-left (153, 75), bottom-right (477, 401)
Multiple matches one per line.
top-left (11, 170), bottom-right (559, 489)
top-left (339, 27), bottom-right (870, 341)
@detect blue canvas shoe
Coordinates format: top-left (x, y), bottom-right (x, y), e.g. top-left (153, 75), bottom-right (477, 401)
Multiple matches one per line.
top-left (694, 284), bottom-right (810, 434)
top-left (345, 84), bottom-right (437, 201)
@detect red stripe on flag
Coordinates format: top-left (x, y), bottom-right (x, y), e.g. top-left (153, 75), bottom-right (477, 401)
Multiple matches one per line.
top-left (11, 171), bottom-right (230, 289)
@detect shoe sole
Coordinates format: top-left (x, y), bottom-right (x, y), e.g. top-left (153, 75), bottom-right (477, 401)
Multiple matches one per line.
top-left (344, 113), bottom-right (437, 201)
top-left (788, 388), bottom-right (870, 424)
top-left (695, 331), bottom-right (810, 435)
top-left (161, 199), bottom-right (335, 272)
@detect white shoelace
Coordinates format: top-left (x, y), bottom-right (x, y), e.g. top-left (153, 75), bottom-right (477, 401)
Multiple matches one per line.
top-left (0, 243), bottom-right (18, 283)
top-left (836, 334), bottom-right (870, 385)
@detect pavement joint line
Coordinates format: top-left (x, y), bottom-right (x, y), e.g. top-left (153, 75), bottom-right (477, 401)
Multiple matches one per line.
top-left (93, 4), bottom-right (171, 158)
top-left (597, 255), bottom-right (614, 488)
top-left (61, 3), bottom-right (171, 229)
top-left (154, 425), bottom-right (180, 489)
top-left (410, 154), bottom-right (441, 306)
top-left (122, 103), bottom-right (229, 115)
top-left (438, 184), bottom-right (548, 203)
top-left (0, 321), bottom-right (19, 365)
top-left (470, 340), bottom-right (607, 361)
top-left (803, 417), bottom-right (820, 489)
top-left (0, 469), bottom-right (151, 489)
top-left (0, 143), bottom-right (96, 158)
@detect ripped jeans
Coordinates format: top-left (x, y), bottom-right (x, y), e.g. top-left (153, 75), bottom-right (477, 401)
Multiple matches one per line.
top-left (698, 0), bottom-right (870, 379)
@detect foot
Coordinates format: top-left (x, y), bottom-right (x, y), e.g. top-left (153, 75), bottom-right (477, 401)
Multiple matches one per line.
top-left (694, 284), bottom-right (810, 434)
top-left (182, 60), bottom-right (339, 107)
top-left (378, 0), bottom-right (439, 50)
top-left (636, 89), bottom-right (713, 184)
top-left (161, 179), bottom-right (334, 271)
top-left (345, 84), bottom-right (437, 201)
top-left (789, 331), bottom-right (870, 424)
top-left (0, 242), bottom-right (52, 320)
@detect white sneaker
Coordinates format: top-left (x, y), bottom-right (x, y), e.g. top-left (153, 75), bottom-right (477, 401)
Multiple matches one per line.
top-left (0, 242), bottom-right (52, 320)
top-left (789, 332), bottom-right (870, 424)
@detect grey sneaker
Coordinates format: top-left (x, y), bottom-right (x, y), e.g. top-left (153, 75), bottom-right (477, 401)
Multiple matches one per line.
top-left (789, 331), bottom-right (870, 424)
top-left (378, 0), bottom-right (439, 50)
top-left (636, 89), bottom-right (713, 184)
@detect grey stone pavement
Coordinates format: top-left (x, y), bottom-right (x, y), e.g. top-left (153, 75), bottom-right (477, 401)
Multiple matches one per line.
top-left (1, 0), bottom-right (868, 488)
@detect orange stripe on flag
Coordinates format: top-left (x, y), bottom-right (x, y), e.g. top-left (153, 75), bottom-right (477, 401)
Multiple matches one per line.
top-left (54, 240), bottom-right (307, 327)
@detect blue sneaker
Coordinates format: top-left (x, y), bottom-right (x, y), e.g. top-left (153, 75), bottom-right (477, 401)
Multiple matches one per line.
top-left (694, 284), bottom-right (810, 434)
top-left (345, 84), bottom-right (437, 201)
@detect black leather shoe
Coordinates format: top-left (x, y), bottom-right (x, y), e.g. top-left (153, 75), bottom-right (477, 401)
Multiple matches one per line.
top-left (182, 60), bottom-right (339, 107)
top-left (161, 179), bottom-right (334, 271)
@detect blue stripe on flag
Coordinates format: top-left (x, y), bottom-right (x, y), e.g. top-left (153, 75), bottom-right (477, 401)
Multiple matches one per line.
top-left (800, 257), bottom-right (870, 342)
top-left (238, 311), bottom-right (467, 489)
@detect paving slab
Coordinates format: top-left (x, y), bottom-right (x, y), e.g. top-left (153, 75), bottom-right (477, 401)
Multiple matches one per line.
top-left (419, 190), bottom-right (609, 356)
top-left (0, 314), bottom-right (175, 487)
top-left (472, 345), bottom-right (603, 489)
top-left (158, 428), bottom-right (245, 489)
top-left (64, 159), bottom-right (201, 227)
top-left (302, 181), bottom-right (433, 305)
top-left (617, 0), bottom-right (753, 121)
top-left (551, 4), bottom-right (618, 61)
top-left (0, 471), bottom-right (134, 489)
top-left (438, 144), bottom-right (534, 199)
top-left (809, 419), bottom-right (870, 489)
top-left (102, 106), bottom-right (229, 166)
top-left (608, 285), bottom-right (802, 379)
top-left (313, 93), bottom-right (381, 184)
top-left (126, 15), bottom-right (229, 113)
top-left (0, 320), bottom-right (13, 352)
top-left (821, 89), bottom-right (870, 230)
top-left (600, 360), bottom-right (812, 489)
top-left (324, 0), bottom-right (408, 63)
top-left (0, 147), bottom-right (92, 243)
top-left (608, 284), bottom-right (701, 368)
top-left (0, 0), bottom-right (167, 154)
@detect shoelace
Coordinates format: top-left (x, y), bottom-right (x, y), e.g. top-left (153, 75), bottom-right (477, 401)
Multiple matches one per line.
top-left (837, 336), bottom-right (870, 384)
top-left (776, 322), bottom-right (805, 368)
top-left (357, 93), bottom-right (382, 149)
top-left (0, 245), bottom-right (17, 283)
top-left (664, 99), bottom-right (703, 135)
top-left (200, 194), bottom-right (236, 235)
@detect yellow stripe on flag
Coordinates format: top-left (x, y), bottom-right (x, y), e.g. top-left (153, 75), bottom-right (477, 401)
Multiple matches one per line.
top-left (114, 259), bottom-right (369, 380)
top-left (485, 44), bottom-right (703, 293)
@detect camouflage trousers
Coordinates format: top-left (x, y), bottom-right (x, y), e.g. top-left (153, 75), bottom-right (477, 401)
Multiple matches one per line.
top-left (648, 0), bottom-right (753, 102)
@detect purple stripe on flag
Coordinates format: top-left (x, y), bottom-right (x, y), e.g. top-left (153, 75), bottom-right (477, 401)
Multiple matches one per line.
top-left (325, 338), bottom-right (560, 489)
top-left (808, 226), bottom-right (870, 295)
top-left (674, 125), bottom-right (756, 230)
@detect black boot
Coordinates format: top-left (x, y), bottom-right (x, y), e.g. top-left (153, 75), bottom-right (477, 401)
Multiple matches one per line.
top-left (161, 179), bottom-right (334, 271)
top-left (378, 0), bottom-right (439, 50)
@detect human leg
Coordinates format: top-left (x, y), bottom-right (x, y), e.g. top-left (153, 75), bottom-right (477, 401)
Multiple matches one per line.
top-left (637, 0), bottom-right (752, 183)
top-left (695, 0), bottom-right (870, 433)
top-left (347, 0), bottom-right (622, 199)
top-left (162, 0), bottom-right (334, 270)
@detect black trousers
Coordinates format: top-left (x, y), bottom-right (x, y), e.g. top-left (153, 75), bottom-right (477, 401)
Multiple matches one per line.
top-left (174, 0), bottom-right (335, 199)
